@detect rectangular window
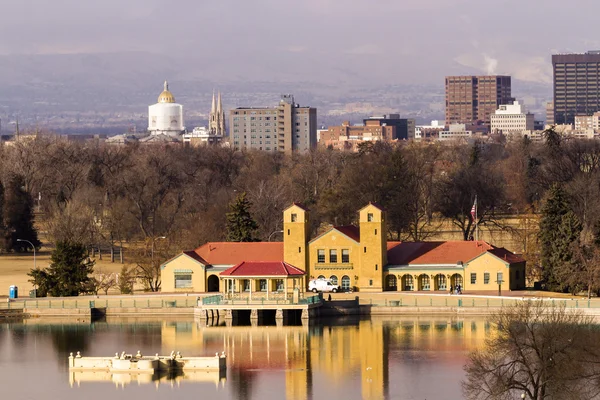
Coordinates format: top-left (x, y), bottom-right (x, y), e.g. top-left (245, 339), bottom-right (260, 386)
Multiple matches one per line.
top-left (375, 229), bottom-right (377, 235)
top-left (367, 213), bottom-right (374, 222)
top-left (174, 274), bottom-right (192, 289)
top-left (342, 249), bottom-right (350, 263)
top-left (243, 280), bottom-right (250, 292)
top-left (275, 279), bottom-right (284, 291)
top-left (259, 279), bottom-right (267, 292)
top-left (291, 213), bottom-right (297, 222)
top-left (329, 249), bottom-right (337, 263)
top-left (471, 273), bottom-right (477, 285)
top-left (484, 273), bottom-right (490, 284)
top-left (369, 279), bottom-right (373, 286)
top-left (317, 249), bottom-right (325, 263)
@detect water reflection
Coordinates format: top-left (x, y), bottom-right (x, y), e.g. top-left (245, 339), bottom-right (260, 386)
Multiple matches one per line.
top-left (0, 316), bottom-right (490, 400)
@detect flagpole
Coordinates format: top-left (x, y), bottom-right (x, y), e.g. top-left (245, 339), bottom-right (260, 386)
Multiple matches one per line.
top-left (475, 195), bottom-right (478, 242)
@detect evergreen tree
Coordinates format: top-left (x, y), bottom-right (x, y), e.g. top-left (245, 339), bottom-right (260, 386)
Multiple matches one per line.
top-left (226, 192), bottom-right (258, 242)
top-left (539, 185), bottom-right (582, 290)
top-left (27, 241), bottom-right (95, 297)
top-left (4, 174), bottom-right (40, 252)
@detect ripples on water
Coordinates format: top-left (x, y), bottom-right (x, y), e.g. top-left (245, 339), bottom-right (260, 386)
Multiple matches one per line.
top-left (0, 316), bottom-right (489, 400)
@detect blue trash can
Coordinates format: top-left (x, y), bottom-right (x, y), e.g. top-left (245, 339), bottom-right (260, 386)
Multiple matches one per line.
top-left (9, 285), bottom-right (18, 299)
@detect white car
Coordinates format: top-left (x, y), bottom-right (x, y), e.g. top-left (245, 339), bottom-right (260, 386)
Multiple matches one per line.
top-left (308, 279), bottom-right (339, 293)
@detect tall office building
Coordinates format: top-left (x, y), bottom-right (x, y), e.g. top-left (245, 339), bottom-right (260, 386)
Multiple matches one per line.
top-left (230, 95), bottom-right (317, 153)
top-left (552, 51), bottom-right (600, 125)
top-left (445, 76), bottom-right (513, 125)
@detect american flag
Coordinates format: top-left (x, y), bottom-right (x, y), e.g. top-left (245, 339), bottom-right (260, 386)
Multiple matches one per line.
top-left (470, 197), bottom-right (477, 222)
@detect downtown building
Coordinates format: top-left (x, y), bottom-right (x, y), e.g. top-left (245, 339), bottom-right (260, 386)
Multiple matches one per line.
top-left (552, 51), bottom-right (600, 125)
top-left (445, 75), bottom-right (513, 126)
top-left (229, 95), bottom-right (317, 153)
top-left (490, 101), bottom-right (535, 135)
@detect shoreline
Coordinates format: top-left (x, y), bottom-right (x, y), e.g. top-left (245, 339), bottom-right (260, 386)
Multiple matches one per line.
top-left (3, 291), bottom-right (600, 320)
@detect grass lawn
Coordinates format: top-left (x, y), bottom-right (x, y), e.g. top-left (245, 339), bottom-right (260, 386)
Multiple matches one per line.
top-left (0, 252), bottom-right (134, 297)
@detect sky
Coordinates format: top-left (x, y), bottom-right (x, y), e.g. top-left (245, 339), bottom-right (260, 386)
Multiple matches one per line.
top-left (1, 0), bottom-right (599, 85)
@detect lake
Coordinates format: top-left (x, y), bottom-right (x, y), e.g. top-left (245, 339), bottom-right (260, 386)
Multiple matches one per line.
top-left (0, 315), bottom-right (490, 400)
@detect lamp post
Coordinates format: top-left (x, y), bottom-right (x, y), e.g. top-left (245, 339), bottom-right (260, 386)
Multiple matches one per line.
top-left (17, 239), bottom-right (36, 295)
top-left (496, 271), bottom-right (504, 297)
top-left (268, 230), bottom-right (284, 242)
top-left (16, 239), bottom-right (36, 270)
top-left (151, 236), bottom-right (167, 270)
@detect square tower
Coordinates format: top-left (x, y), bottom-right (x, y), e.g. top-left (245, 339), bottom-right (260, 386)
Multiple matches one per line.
top-left (358, 203), bottom-right (387, 292)
top-left (283, 203), bottom-right (310, 274)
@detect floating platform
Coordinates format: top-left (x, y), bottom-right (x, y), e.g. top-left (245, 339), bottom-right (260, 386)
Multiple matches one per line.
top-left (68, 351), bottom-right (227, 374)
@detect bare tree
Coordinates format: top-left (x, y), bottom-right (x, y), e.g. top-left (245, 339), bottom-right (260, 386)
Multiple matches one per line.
top-left (463, 300), bottom-right (600, 400)
top-left (90, 268), bottom-right (117, 295)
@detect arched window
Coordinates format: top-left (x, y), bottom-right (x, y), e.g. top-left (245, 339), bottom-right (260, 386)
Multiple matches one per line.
top-left (420, 274), bottom-right (430, 291)
top-left (318, 275), bottom-right (326, 280)
top-left (386, 275), bottom-right (397, 289)
top-left (452, 274), bottom-right (463, 288)
top-left (341, 275), bottom-right (351, 291)
top-left (330, 275), bottom-right (338, 285)
top-left (403, 275), bottom-right (414, 291)
top-left (437, 274), bottom-right (447, 290)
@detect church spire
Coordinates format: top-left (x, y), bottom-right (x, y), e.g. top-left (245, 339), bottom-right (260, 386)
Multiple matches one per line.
top-left (164, 80), bottom-right (168, 91)
top-left (211, 90), bottom-right (216, 114)
top-left (217, 91), bottom-right (222, 113)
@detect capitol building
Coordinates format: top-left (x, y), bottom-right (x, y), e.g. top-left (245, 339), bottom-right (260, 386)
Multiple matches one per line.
top-left (148, 81), bottom-right (185, 137)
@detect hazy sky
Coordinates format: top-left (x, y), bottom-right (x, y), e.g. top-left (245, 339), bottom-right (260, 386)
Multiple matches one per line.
top-left (1, 0), bottom-right (599, 84)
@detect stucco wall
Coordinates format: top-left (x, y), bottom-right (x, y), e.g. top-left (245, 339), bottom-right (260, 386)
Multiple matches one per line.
top-left (309, 232), bottom-right (359, 288)
top-left (161, 255), bottom-right (206, 292)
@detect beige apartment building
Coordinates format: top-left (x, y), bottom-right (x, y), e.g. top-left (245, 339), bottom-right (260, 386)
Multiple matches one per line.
top-left (445, 75), bottom-right (513, 125)
top-left (575, 112), bottom-right (600, 131)
top-left (319, 120), bottom-right (396, 151)
top-left (229, 95), bottom-right (317, 153)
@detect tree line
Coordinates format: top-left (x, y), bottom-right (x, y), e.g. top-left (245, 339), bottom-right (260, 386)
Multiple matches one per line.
top-left (2, 129), bottom-right (600, 292)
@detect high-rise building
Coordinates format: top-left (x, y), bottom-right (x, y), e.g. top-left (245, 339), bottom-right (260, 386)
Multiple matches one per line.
top-left (445, 76), bottom-right (513, 125)
top-left (545, 101), bottom-right (555, 126)
top-left (490, 101), bottom-right (535, 134)
top-left (552, 51), bottom-right (600, 125)
top-left (230, 95), bottom-right (317, 153)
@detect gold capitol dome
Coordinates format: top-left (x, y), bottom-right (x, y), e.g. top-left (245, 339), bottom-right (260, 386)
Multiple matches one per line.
top-left (158, 80), bottom-right (175, 103)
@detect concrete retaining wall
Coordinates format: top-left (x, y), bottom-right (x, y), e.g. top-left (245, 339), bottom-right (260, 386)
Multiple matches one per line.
top-left (25, 307), bottom-right (195, 317)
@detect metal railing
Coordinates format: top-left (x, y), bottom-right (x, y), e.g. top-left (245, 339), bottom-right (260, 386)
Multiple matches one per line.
top-left (0, 297), bottom-right (198, 310)
top-left (363, 296), bottom-right (600, 309)
top-left (200, 294), bottom-right (321, 306)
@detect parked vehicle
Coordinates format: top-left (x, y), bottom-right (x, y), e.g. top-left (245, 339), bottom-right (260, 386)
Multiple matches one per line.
top-left (308, 279), bottom-right (339, 293)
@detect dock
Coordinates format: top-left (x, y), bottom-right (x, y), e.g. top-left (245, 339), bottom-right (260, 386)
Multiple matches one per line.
top-left (68, 351), bottom-right (227, 374)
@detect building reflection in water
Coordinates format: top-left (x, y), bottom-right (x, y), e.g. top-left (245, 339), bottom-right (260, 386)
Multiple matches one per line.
top-left (158, 316), bottom-right (489, 400)
top-left (69, 368), bottom-right (227, 389)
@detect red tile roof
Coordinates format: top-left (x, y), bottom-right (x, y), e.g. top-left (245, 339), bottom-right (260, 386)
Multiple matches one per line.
top-left (191, 242), bottom-right (283, 265)
top-left (220, 261), bottom-right (305, 277)
top-left (386, 241), bottom-right (524, 265)
top-left (333, 225), bottom-right (360, 242)
top-left (182, 250), bottom-right (208, 265)
top-left (488, 247), bottom-right (526, 264)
